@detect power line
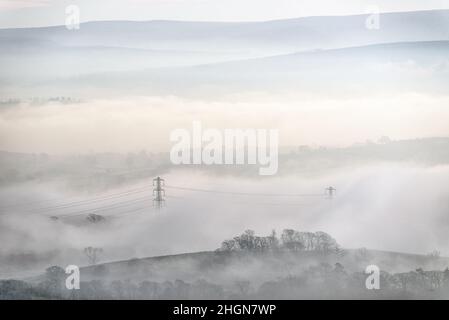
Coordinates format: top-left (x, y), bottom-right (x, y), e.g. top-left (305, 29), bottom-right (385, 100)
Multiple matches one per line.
top-left (0, 166), bottom-right (157, 209)
top-left (0, 176), bottom-right (334, 221)
top-left (165, 185), bottom-right (325, 197)
top-left (54, 196), bottom-right (150, 218)
top-left (58, 203), bottom-right (153, 220)
top-left (0, 185), bottom-right (151, 214)
top-left (108, 205), bottom-right (153, 218)
top-left (165, 192), bottom-right (323, 207)
top-left (32, 186), bottom-right (150, 212)
top-left (0, 190), bottom-right (151, 219)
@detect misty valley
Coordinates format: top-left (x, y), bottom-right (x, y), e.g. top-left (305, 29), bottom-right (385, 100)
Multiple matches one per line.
top-left (1, 137), bottom-right (449, 299)
top-left (0, 6), bottom-right (449, 302)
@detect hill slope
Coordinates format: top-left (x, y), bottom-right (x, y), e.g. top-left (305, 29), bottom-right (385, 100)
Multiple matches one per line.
top-left (67, 249), bottom-right (449, 285)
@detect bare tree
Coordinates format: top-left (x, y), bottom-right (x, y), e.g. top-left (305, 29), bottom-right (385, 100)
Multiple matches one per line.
top-left (220, 239), bottom-right (239, 251)
top-left (427, 250), bottom-right (441, 259)
top-left (84, 247), bottom-right (103, 265)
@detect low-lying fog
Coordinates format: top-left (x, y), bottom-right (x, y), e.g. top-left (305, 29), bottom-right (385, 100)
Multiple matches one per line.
top-left (1, 160), bottom-right (449, 277)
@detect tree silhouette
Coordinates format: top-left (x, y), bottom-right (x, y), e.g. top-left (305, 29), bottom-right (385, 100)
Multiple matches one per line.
top-left (84, 247), bottom-right (103, 265)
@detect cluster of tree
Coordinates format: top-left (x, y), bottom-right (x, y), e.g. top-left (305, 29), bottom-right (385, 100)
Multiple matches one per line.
top-left (218, 229), bottom-right (341, 254)
top-left (86, 214), bottom-right (106, 224)
top-left (28, 97), bottom-right (81, 105)
top-left (256, 264), bottom-right (449, 299)
top-left (0, 276), bottom-right (225, 300)
top-left (0, 98), bottom-right (21, 106)
top-left (0, 97), bottom-right (82, 107)
top-left (3, 263), bottom-right (449, 299)
top-left (384, 268), bottom-right (449, 293)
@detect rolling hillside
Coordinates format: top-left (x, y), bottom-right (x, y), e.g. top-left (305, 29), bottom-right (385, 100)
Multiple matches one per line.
top-left (74, 249), bottom-right (449, 285)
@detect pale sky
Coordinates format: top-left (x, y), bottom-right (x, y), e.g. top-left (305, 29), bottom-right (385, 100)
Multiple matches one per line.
top-left (0, 0), bottom-right (448, 28)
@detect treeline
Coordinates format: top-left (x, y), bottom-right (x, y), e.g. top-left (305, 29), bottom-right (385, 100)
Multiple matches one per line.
top-left (0, 97), bottom-right (82, 106)
top-left (257, 264), bottom-right (449, 299)
top-left (3, 263), bottom-right (449, 299)
top-left (0, 265), bottom-right (226, 300)
top-left (218, 229), bottom-right (341, 253)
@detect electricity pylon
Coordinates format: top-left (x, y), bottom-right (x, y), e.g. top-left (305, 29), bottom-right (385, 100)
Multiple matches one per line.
top-left (153, 176), bottom-right (165, 210)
